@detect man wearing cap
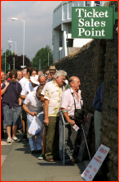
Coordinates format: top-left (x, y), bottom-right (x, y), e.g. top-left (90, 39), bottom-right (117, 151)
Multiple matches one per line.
top-left (47, 66), bottom-right (56, 82)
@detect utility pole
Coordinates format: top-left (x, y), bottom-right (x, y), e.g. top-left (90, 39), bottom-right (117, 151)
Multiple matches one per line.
top-left (5, 51), bottom-right (6, 73)
top-left (13, 57), bottom-right (15, 69)
top-left (39, 59), bottom-right (41, 70)
top-left (48, 52), bottom-right (49, 67)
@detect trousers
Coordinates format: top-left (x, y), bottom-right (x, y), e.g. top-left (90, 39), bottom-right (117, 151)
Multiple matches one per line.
top-left (59, 116), bottom-right (78, 163)
top-left (94, 110), bottom-right (102, 151)
top-left (45, 116), bottom-right (59, 160)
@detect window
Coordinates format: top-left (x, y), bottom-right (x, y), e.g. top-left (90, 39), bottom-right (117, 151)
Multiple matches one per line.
top-left (85, 1), bottom-right (90, 6)
top-left (95, 1), bottom-right (100, 6)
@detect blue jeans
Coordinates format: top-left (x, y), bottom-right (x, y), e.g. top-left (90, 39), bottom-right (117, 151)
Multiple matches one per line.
top-left (27, 118), bottom-right (42, 151)
top-left (3, 105), bottom-right (21, 126)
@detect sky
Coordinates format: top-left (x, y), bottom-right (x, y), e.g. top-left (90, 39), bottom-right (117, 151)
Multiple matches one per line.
top-left (1, 1), bottom-right (62, 61)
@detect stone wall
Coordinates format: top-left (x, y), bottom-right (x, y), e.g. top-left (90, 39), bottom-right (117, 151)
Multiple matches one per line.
top-left (53, 1), bottom-right (118, 180)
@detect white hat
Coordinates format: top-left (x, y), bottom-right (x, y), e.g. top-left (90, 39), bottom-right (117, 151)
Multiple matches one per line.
top-left (30, 75), bottom-right (39, 85)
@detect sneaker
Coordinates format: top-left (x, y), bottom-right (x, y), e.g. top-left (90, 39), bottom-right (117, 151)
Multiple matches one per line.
top-left (38, 154), bottom-right (45, 160)
top-left (7, 137), bottom-right (13, 143)
top-left (22, 134), bottom-right (27, 140)
top-left (12, 136), bottom-right (18, 141)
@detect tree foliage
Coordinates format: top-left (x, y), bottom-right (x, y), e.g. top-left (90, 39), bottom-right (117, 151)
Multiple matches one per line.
top-left (31, 45), bottom-right (53, 70)
top-left (7, 55), bottom-right (31, 70)
top-left (1, 49), bottom-right (31, 71)
top-left (1, 49), bottom-right (12, 71)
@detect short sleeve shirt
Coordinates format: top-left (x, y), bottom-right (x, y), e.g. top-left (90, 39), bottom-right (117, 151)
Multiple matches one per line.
top-left (21, 82), bottom-right (38, 96)
top-left (61, 88), bottom-right (83, 118)
top-left (24, 91), bottom-right (43, 121)
top-left (2, 81), bottom-right (22, 108)
top-left (41, 80), bottom-right (63, 116)
top-left (19, 77), bottom-right (29, 90)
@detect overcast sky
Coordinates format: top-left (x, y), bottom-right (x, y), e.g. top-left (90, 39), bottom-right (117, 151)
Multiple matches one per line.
top-left (1, 1), bottom-right (62, 61)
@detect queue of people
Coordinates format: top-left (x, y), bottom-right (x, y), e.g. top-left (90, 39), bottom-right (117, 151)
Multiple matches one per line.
top-left (1, 65), bottom-right (85, 165)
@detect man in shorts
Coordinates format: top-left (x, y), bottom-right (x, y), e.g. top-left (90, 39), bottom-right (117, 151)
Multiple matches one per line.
top-left (2, 69), bottom-right (22, 143)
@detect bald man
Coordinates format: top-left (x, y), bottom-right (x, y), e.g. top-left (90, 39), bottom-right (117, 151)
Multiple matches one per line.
top-left (59, 76), bottom-right (83, 165)
top-left (38, 74), bottom-right (46, 86)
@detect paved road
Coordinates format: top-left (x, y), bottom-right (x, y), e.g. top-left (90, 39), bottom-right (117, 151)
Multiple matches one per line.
top-left (1, 132), bottom-right (90, 181)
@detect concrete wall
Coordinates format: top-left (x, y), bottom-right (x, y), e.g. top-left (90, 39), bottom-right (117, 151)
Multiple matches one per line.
top-left (53, 1), bottom-right (118, 180)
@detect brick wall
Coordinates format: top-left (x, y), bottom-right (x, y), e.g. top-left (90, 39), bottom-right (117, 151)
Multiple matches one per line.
top-left (53, 1), bottom-right (118, 180)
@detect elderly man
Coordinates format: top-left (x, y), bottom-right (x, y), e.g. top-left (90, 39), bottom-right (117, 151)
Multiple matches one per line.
top-left (47, 65), bottom-right (56, 82)
top-left (59, 76), bottom-right (83, 165)
top-left (38, 74), bottom-right (46, 86)
top-left (41, 70), bottom-right (67, 162)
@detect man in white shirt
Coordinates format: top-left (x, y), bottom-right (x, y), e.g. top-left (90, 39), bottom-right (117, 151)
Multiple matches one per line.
top-left (60, 76), bottom-right (83, 165)
top-left (23, 85), bottom-right (44, 154)
top-left (19, 67), bottom-right (32, 139)
top-left (20, 74), bottom-right (39, 140)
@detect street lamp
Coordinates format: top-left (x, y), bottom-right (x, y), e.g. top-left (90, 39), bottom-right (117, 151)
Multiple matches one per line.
top-left (11, 17), bottom-right (25, 68)
top-left (13, 41), bottom-right (17, 55)
top-left (6, 38), bottom-right (13, 54)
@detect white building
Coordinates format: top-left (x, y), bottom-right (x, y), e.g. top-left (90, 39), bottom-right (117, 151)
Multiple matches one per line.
top-left (52, 1), bottom-right (107, 62)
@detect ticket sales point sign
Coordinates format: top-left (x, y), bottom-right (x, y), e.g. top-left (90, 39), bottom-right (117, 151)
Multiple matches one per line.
top-left (72, 6), bottom-right (118, 39)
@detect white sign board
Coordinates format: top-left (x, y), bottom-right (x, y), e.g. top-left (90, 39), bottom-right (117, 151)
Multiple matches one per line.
top-left (81, 144), bottom-right (110, 181)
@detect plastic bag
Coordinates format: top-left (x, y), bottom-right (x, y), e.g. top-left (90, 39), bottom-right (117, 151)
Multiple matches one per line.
top-left (28, 111), bottom-right (44, 136)
top-left (28, 116), bottom-right (41, 136)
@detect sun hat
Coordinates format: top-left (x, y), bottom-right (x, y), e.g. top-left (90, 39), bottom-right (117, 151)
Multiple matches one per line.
top-left (49, 65), bottom-right (56, 72)
top-left (30, 75), bottom-right (39, 85)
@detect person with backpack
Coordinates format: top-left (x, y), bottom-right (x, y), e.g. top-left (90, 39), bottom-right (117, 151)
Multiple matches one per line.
top-left (1, 69), bottom-right (22, 143)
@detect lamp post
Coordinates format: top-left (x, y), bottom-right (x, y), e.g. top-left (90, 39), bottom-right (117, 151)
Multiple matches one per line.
top-left (13, 41), bottom-right (17, 55)
top-left (5, 50), bottom-right (6, 73)
top-left (6, 38), bottom-right (13, 54)
top-left (11, 17), bottom-right (25, 68)
top-left (6, 38), bottom-right (13, 70)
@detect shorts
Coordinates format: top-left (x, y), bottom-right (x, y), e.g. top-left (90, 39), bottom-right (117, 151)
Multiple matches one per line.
top-left (3, 105), bottom-right (22, 127)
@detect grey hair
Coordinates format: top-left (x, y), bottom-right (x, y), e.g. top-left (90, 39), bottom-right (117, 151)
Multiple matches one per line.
top-left (38, 74), bottom-right (46, 81)
top-left (53, 70), bottom-right (67, 79)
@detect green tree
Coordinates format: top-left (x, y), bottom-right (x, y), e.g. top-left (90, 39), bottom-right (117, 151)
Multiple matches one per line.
top-left (31, 45), bottom-right (53, 70)
top-left (1, 49), bottom-right (12, 72)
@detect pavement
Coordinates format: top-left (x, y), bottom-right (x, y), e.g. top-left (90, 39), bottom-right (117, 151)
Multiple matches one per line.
top-left (1, 131), bottom-right (90, 181)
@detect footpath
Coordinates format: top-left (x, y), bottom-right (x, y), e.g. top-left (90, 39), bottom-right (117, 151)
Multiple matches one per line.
top-left (1, 132), bottom-right (89, 181)
top-left (1, 132), bottom-right (106, 181)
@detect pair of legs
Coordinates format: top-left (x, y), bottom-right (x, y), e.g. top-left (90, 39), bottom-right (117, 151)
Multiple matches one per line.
top-left (27, 118), bottom-right (42, 152)
top-left (45, 116), bottom-right (59, 160)
top-left (59, 116), bottom-right (78, 163)
top-left (21, 108), bottom-right (27, 138)
top-left (41, 127), bottom-right (46, 155)
top-left (3, 105), bottom-right (22, 140)
top-left (94, 110), bottom-right (102, 151)
top-left (6, 125), bottom-right (17, 138)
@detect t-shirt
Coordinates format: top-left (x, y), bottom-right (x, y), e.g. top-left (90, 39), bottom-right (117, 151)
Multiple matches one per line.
top-left (19, 77), bottom-right (29, 90)
top-left (2, 81), bottom-right (22, 108)
top-left (20, 82), bottom-right (38, 96)
top-left (24, 91), bottom-right (43, 121)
